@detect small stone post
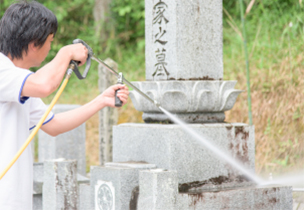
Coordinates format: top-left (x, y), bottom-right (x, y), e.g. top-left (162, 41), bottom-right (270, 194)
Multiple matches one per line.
top-left (138, 169), bottom-right (178, 210)
top-left (98, 58), bottom-right (119, 165)
top-left (43, 159), bottom-right (78, 210)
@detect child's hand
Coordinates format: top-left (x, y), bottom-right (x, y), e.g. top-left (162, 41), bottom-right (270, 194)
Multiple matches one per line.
top-left (99, 84), bottom-right (129, 108)
top-left (64, 43), bottom-right (88, 66)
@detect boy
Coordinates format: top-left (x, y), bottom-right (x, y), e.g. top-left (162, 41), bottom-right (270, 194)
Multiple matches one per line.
top-left (0, 1), bottom-right (129, 209)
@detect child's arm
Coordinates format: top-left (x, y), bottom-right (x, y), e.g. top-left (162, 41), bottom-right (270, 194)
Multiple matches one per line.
top-left (40, 84), bottom-right (129, 137)
top-left (21, 44), bottom-right (88, 98)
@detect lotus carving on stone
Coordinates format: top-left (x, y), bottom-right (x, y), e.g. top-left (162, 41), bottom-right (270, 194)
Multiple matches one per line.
top-left (129, 81), bottom-right (242, 114)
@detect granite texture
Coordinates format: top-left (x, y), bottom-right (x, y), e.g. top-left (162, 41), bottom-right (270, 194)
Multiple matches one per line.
top-left (113, 123), bottom-right (255, 190)
top-left (38, 104), bottom-right (86, 175)
top-left (138, 169), bottom-right (178, 210)
top-left (43, 159), bottom-right (78, 210)
top-left (145, 0), bottom-right (223, 81)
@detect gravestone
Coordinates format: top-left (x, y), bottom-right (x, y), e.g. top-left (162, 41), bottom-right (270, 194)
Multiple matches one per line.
top-left (43, 159), bottom-right (78, 210)
top-left (115, 0), bottom-right (250, 189)
top-left (111, 0), bottom-right (293, 209)
top-left (98, 58), bottom-right (119, 165)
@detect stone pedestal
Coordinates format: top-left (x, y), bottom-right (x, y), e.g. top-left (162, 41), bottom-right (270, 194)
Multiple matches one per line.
top-left (113, 123), bottom-right (255, 190)
top-left (130, 81), bottom-right (242, 123)
top-left (38, 104), bottom-right (86, 175)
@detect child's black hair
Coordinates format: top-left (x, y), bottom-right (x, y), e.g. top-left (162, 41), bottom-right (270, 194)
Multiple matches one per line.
top-left (0, 0), bottom-right (58, 59)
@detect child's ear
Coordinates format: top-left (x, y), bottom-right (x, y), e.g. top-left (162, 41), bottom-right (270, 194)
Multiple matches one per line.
top-left (28, 42), bottom-right (38, 52)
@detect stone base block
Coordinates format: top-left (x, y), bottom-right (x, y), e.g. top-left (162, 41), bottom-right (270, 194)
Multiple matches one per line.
top-left (90, 162), bottom-right (156, 210)
top-left (138, 169), bottom-right (178, 210)
top-left (113, 123), bottom-right (255, 190)
top-left (178, 185), bottom-right (293, 210)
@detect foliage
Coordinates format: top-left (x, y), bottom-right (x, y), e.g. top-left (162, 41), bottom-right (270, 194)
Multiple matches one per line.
top-left (110, 0), bottom-right (145, 47)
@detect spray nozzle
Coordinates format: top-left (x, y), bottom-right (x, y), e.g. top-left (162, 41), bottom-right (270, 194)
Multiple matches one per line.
top-left (117, 72), bottom-right (123, 84)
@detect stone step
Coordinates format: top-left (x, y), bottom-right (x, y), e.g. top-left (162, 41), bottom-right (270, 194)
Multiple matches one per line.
top-left (178, 185), bottom-right (293, 210)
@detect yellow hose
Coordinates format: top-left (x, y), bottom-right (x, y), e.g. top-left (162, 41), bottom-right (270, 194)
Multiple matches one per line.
top-left (0, 73), bottom-right (71, 180)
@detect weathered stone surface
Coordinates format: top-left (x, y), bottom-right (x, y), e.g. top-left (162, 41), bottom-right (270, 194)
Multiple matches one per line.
top-left (33, 161), bottom-right (89, 209)
top-left (145, 0), bottom-right (223, 81)
top-left (98, 58), bottom-right (119, 165)
top-left (138, 169), bottom-right (178, 210)
top-left (129, 81), bottom-right (242, 123)
top-left (90, 163), bottom-right (156, 210)
top-left (38, 104), bottom-right (86, 175)
top-left (178, 185), bottom-right (293, 210)
top-left (113, 123), bottom-right (255, 190)
top-left (43, 159), bottom-right (78, 210)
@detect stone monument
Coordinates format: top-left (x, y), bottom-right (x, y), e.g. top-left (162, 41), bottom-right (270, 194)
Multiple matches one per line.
top-left (33, 0), bottom-right (294, 209)
top-left (110, 0), bottom-right (293, 209)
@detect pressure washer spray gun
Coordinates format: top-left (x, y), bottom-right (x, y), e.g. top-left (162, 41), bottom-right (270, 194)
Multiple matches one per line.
top-left (72, 39), bottom-right (160, 108)
top-left (0, 38), bottom-right (160, 180)
top-left (71, 39), bottom-right (124, 107)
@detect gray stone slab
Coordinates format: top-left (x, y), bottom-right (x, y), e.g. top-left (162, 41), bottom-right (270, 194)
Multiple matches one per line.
top-left (113, 123), bottom-right (255, 190)
top-left (33, 194), bottom-right (42, 210)
top-left (77, 173), bottom-right (90, 185)
top-left (91, 163), bottom-right (156, 210)
top-left (105, 162), bottom-right (156, 169)
top-left (178, 185), bottom-right (293, 210)
top-left (43, 159), bottom-right (78, 210)
top-left (145, 0), bottom-right (223, 81)
top-left (98, 58), bottom-right (119, 165)
top-left (38, 104), bottom-right (86, 175)
top-left (79, 183), bottom-right (91, 210)
top-left (138, 169), bottom-right (178, 210)
top-left (33, 162), bottom-right (44, 194)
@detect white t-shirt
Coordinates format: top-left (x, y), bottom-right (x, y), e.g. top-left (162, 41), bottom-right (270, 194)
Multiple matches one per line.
top-left (0, 53), bottom-right (54, 210)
